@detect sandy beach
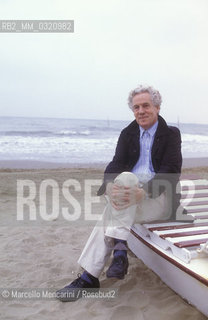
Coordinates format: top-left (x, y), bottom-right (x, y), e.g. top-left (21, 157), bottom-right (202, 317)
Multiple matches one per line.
top-left (0, 160), bottom-right (208, 320)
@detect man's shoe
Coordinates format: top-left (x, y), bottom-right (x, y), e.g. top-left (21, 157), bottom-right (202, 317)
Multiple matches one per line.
top-left (56, 274), bottom-right (100, 302)
top-left (106, 256), bottom-right (129, 279)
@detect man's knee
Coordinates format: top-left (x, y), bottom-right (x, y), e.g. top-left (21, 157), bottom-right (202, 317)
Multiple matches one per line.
top-left (114, 172), bottom-right (139, 188)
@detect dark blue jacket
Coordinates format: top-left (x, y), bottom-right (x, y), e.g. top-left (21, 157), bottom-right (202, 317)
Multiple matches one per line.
top-left (98, 115), bottom-right (182, 218)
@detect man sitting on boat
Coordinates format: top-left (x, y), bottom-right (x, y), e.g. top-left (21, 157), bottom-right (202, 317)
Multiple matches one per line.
top-left (56, 84), bottom-right (182, 301)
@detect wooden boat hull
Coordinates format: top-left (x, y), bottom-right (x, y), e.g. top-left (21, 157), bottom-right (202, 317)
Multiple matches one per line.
top-left (128, 224), bottom-right (208, 317)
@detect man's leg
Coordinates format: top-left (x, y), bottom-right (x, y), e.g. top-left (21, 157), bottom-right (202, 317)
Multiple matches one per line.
top-left (77, 212), bottom-right (115, 278)
top-left (56, 205), bottom-right (115, 302)
top-left (78, 172), bottom-right (139, 278)
top-left (56, 172), bottom-right (140, 301)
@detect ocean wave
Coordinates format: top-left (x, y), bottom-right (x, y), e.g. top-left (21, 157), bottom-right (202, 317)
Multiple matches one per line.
top-left (0, 124), bottom-right (121, 137)
top-left (182, 133), bottom-right (208, 143)
top-left (0, 130), bottom-right (53, 137)
top-left (58, 129), bottom-right (91, 136)
top-left (0, 130), bottom-right (93, 137)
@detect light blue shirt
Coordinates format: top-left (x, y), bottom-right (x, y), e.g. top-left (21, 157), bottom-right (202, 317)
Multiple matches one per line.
top-left (131, 121), bottom-right (158, 184)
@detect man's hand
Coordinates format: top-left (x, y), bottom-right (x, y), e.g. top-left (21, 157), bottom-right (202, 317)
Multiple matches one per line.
top-left (106, 182), bottom-right (146, 211)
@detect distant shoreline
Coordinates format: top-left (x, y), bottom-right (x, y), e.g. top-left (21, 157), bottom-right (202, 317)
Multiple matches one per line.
top-left (0, 157), bottom-right (207, 170)
top-left (0, 160), bottom-right (106, 170)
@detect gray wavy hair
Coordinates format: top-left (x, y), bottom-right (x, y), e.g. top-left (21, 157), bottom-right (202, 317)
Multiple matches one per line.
top-left (128, 85), bottom-right (162, 110)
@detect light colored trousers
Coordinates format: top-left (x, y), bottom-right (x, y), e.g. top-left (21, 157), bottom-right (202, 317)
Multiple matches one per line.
top-left (78, 172), bottom-right (167, 278)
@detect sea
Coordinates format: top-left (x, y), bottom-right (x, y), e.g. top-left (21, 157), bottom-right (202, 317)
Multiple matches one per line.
top-left (0, 116), bottom-right (208, 166)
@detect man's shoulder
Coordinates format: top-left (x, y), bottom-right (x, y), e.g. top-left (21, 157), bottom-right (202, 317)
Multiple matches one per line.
top-left (158, 116), bottom-right (181, 136)
top-left (120, 120), bottom-right (138, 135)
top-left (167, 125), bottom-right (181, 135)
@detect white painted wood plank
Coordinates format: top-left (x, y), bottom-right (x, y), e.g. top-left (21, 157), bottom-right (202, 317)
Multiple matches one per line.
top-left (154, 226), bottom-right (208, 236)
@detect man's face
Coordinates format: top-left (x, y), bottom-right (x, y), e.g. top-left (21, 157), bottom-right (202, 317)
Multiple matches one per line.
top-left (132, 92), bottom-right (160, 129)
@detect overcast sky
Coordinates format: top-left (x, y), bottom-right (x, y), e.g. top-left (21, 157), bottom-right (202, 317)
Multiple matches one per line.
top-left (0, 0), bottom-right (207, 124)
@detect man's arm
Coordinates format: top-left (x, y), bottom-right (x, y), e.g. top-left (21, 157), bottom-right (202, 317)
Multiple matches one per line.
top-left (97, 130), bottom-right (130, 196)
